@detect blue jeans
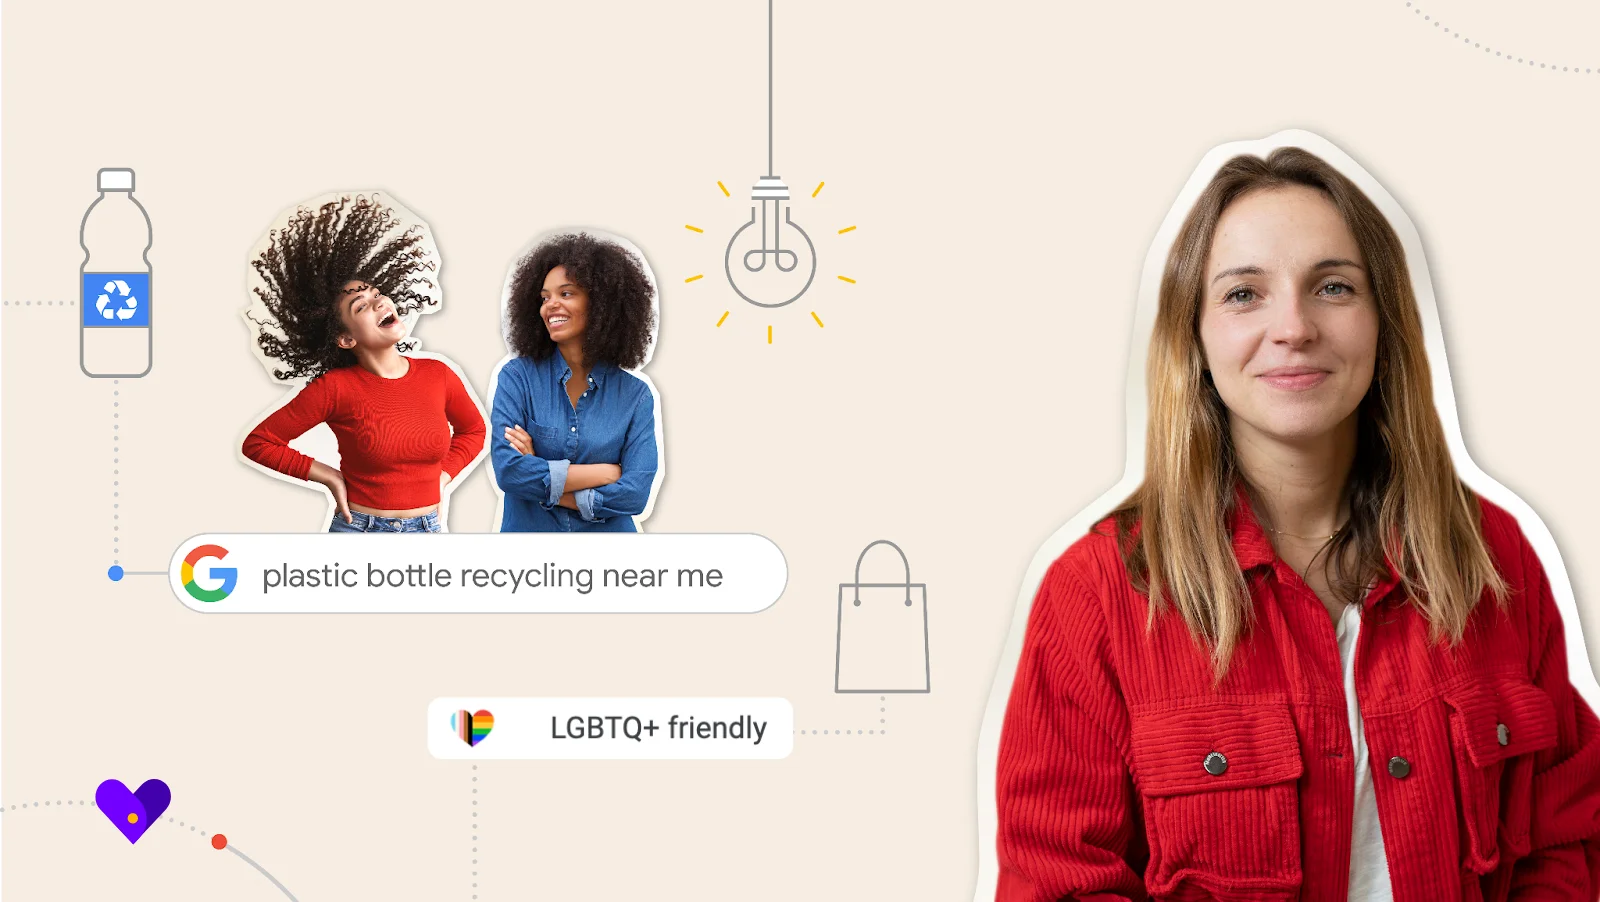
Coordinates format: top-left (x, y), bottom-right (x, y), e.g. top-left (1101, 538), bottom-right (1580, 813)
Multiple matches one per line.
top-left (328, 510), bottom-right (442, 533)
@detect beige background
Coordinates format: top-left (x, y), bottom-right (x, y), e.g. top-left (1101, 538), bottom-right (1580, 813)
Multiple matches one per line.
top-left (4, 1), bottom-right (1598, 899)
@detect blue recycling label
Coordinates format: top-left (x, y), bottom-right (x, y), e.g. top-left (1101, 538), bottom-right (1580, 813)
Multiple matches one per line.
top-left (82, 272), bottom-right (150, 327)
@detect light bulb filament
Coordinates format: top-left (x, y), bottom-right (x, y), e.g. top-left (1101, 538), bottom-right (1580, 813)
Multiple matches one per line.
top-left (743, 199), bottom-right (801, 273)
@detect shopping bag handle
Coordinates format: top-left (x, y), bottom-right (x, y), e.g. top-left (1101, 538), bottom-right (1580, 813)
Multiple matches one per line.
top-left (853, 539), bottom-right (913, 607)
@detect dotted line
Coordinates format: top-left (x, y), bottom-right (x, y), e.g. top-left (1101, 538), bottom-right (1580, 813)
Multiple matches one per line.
top-left (471, 764), bottom-right (479, 901)
top-left (0, 300), bottom-right (76, 307)
top-left (2, 798), bottom-right (91, 810)
top-left (795, 695), bottom-right (889, 736)
top-left (165, 812), bottom-right (212, 840)
top-left (1406, 2), bottom-right (1597, 74)
top-left (112, 381), bottom-right (121, 567)
top-left (0, 799), bottom-right (210, 839)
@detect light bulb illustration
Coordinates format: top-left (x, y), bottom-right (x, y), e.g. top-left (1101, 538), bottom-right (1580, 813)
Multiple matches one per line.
top-left (725, 0), bottom-right (817, 309)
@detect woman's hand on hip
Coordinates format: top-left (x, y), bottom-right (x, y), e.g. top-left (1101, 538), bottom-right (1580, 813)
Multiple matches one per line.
top-left (307, 461), bottom-right (353, 524)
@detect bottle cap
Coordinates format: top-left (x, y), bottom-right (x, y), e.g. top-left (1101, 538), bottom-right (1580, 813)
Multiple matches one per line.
top-left (98, 169), bottom-right (135, 192)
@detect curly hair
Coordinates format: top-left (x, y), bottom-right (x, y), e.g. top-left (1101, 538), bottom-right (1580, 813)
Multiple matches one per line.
top-left (505, 233), bottom-right (656, 369)
top-left (249, 195), bottom-right (439, 380)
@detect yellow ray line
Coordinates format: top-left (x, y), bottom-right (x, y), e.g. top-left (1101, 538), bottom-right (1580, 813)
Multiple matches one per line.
top-left (767, 325), bottom-right (773, 344)
top-left (837, 225), bottom-right (856, 234)
top-left (812, 181), bottom-right (825, 198)
top-left (717, 181), bottom-right (730, 197)
top-left (837, 275), bottom-right (856, 284)
top-left (716, 310), bottom-right (730, 327)
top-left (811, 311), bottom-right (825, 328)
top-left (685, 274), bottom-right (704, 283)
top-left (684, 224), bottom-right (704, 233)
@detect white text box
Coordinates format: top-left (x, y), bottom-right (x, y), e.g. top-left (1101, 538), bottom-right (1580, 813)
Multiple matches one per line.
top-left (427, 698), bottom-right (794, 759)
top-left (170, 533), bottom-right (786, 613)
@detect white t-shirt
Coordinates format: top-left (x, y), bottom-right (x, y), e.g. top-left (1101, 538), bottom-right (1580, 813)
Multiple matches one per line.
top-left (1337, 602), bottom-right (1394, 901)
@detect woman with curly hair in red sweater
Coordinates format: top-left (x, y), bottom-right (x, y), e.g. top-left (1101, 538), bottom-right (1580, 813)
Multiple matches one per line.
top-left (241, 194), bottom-right (485, 533)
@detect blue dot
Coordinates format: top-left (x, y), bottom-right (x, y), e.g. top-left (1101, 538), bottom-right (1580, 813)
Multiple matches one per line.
top-left (107, 565), bottom-right (124, 581)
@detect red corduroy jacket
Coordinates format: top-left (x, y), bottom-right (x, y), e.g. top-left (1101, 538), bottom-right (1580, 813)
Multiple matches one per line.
top-left (996, 492), bottom-right (1600, 901)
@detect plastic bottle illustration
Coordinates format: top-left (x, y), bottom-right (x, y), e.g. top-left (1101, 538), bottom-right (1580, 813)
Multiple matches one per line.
top-left (80, 168), bottom-right (153, 377)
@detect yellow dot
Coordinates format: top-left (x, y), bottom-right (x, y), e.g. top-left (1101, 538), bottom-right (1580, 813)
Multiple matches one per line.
top-left (127, 813), bottom-right (139, 824)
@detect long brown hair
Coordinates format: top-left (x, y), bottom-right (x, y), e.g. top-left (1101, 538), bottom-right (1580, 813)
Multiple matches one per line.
top-left (1115, 146), bottom-right (1506, 681)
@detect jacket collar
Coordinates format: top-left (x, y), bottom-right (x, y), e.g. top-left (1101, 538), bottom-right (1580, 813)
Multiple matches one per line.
top-left (1225, 483), bottom-right (1278, 572)
top-left (1225, 481), bottom-right (1405, 602)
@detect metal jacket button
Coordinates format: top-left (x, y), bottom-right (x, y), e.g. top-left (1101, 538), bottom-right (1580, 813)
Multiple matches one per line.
top-left (1497, 723), bottom-right (1510, 746)
top-left (1203, 751), bottom-right (1228, 776)
top-left (1387, 756), bottom-right (1411, 779)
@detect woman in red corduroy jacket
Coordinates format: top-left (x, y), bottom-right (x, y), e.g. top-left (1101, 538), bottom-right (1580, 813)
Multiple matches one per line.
top-left (995, 147), bottom-right (1600, 901)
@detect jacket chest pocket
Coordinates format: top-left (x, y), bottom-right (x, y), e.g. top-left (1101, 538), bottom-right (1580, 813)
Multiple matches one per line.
top-left (1439, 676), bottom-right (1558, 874)
top-left (1130, 700), bottom-right (1305, 900)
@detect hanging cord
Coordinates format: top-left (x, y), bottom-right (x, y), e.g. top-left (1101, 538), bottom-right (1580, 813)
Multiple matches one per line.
top-left (767, 0), bottom-right (774, 177)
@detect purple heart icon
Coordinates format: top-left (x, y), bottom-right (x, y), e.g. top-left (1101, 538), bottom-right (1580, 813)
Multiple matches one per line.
top-left (95, 779), bottom-right (171, 844)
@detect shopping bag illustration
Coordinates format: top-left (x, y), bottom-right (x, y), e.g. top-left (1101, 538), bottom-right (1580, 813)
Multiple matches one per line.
top-left (834, 540), bottom-right (930, 693)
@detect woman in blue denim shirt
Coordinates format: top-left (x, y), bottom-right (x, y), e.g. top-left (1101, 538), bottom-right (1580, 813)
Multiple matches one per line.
top-left (490, 233), bottom-right (660, 532)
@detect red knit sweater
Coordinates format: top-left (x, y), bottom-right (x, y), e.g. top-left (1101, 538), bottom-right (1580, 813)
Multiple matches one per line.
top-left (996, 490), bottom-right (1600, 901)
top-left (242, 358), bottom-right (486, 510)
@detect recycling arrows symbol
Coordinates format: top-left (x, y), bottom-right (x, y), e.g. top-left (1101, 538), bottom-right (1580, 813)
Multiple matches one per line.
top-left (95, 279), bottom-right (139, 321)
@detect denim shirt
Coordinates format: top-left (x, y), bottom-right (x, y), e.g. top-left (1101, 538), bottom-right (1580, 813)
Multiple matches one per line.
top-left (489, 353), bottom-right (659, 532)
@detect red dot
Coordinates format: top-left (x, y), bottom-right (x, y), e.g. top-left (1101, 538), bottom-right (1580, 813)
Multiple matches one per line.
top-left (211, 834), bottom-right (228, 850)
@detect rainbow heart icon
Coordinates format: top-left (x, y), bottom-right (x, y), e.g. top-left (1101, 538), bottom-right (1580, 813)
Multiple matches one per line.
top-left (451, 709), bottom-right (494, 746)
top-left (95, 778), bottom-right (171, 844)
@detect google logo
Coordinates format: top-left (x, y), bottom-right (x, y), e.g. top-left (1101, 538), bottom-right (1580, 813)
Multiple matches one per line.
top-left (182, 545), bottom-right (238, 603)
